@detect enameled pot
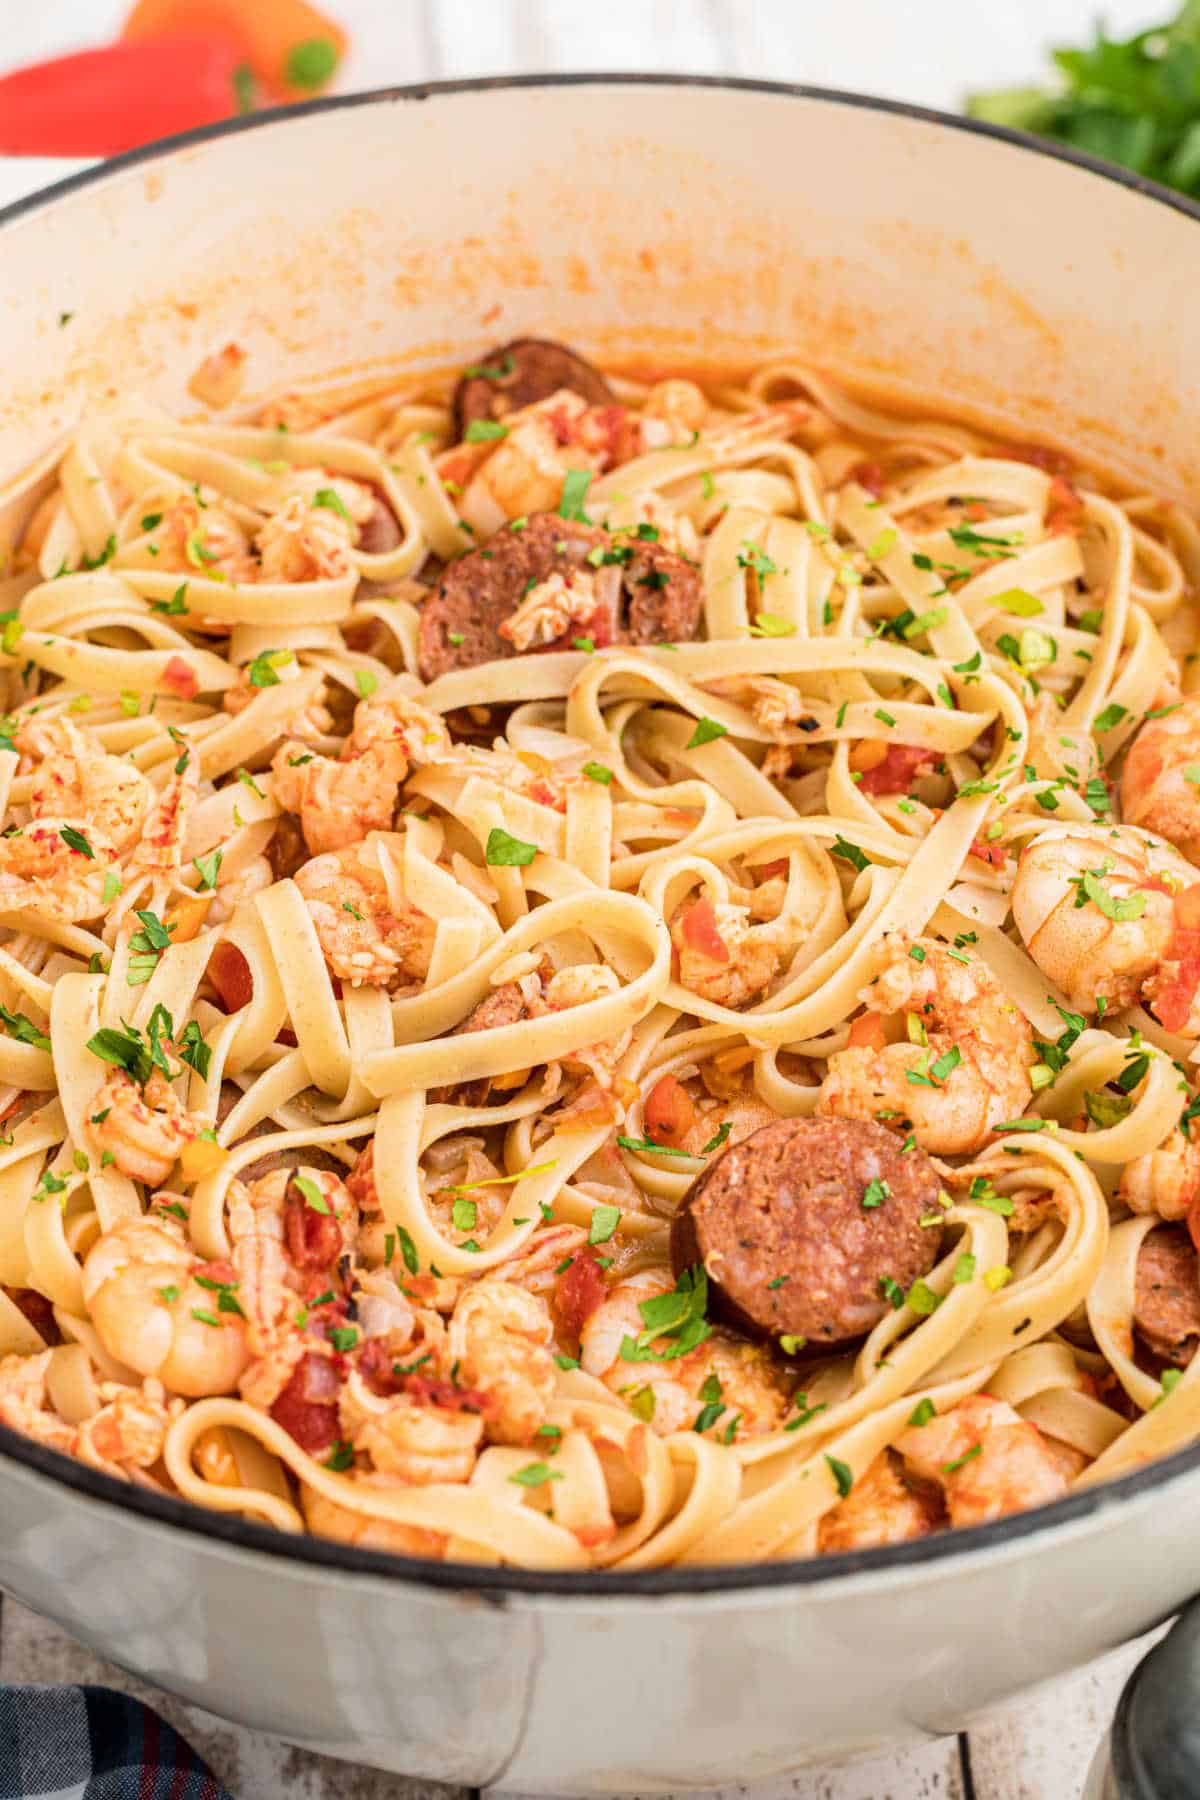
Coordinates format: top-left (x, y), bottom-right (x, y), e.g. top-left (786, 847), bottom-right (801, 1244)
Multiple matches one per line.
top-left (1, 78), bottom-right (1199, 1794)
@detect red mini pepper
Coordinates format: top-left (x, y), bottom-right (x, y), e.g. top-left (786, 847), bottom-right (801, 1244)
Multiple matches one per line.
top-left (0, 36), bottom-right (247, 157)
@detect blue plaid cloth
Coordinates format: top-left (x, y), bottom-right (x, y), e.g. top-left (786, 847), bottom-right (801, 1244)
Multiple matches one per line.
top-left (0, 1686), bottom-right (234, 1799)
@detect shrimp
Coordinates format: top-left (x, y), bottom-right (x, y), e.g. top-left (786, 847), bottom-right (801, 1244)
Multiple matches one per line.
top-left (74, 1381), bottom-right (174, 1474)
top-left (1122, 693), bottom-right (1200, 862)
top-left (499, 569), bottom-right (603, 653)
top-left (272, 692), bottom-right (446, 857)
top-left (19, 717), bottom-right (153, 851)
top-left (670, 883), bottom-right (813, 1011)
top-left (640, 379), bottom-right (710, 442)
top-left (89, 1068), bottom-right (198, 1185)
top-left (579, 1269), bottom-right (786, 1439)
top-left (279, 468), bottom-right (377, 536)
top-left (346, 691), bottom-right (451, 768)
top-left (818, 935), bottom-right (1034, 1154)
top-left (229, 1166), bottom-right (356, 1354)
top-left (453, 390), bottom-right (623, 536)
top-left (643, 1066), bottom-right (776, 1156)
top-left (294, 840), bottom-right (435, 988)
top-left (121, 752), bottom-right (199, 900)
top-left (817, 1449), bottom-right (942, 1553)
top-left (338, 1367), bottom-right (484, 1484)
top-left (0, 1350), bottom-right (75, 1453)
top-left (893, 1392), bottom-right (1069, 1528)
top-left (0, 817), bottom-right (118, 922)
top-left (154, 495), bottom-right (253, 580)
top-left (301, 1480), bottom-right (446, 1559)
top-left (273, 741), bottom-right (401, 856)
top-left (1117, 1120), bottom-right (1200, 1221)
top-left (256, 493), bottom-right (356, 584)
top-left (81, 1216), bottom-right (250, 1397)
top-left (543, 963), bottom-right (632, 1088)
top-left (1010, 826), bottom-right (1188, 1020)
top-left (447, 1281), bottom-right (556, 1446)
top-left (705, 675), bottom-right (810, 738)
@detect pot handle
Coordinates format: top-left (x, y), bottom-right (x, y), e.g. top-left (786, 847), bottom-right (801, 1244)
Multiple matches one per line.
top-left (1084, 1605), bottom-right (1200, 1799)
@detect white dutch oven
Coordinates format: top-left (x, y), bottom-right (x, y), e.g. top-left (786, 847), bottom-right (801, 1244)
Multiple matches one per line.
top-left (1, 78), bottom-right (1199, 1795)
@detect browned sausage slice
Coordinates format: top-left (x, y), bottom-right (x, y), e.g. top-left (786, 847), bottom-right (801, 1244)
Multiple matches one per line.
top-left (625, 543), bottom-right (703, 645)
top-left (357, 486), bottom-right (402, 556)
top-left (417, 514), bottom-right (703, 681)
top-left (671, 1116), bottom-right (943, 1347)
top-left (1134, 1226), bottom-right (1200, 1367)
top-left (417, 514), bottom-right (608, 680)
top-left (452, 337), bottom-right (615, 435)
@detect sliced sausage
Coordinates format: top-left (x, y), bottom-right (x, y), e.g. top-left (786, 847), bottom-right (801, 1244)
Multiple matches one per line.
top-left (357, 486), bottom-right (402, 557)
top-left (452, 337), bottom-right (615, 436)
top-left (1134, 1226), bottom-right (1200, 1367)
top-left (671, 1116), bottom-right (943, 1347)
top-left (625, 542), bottom-right (703, 645)
top-left (417, 513), bottom-right (702, 680)
top-left (418, 514), bottom-right (607, 680)
top-left (431, 981), bottom-right (531, 1107)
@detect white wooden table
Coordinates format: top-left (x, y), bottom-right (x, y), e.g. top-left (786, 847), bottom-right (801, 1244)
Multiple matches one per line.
top-left (0, 2), bottom-right (1177, 1793)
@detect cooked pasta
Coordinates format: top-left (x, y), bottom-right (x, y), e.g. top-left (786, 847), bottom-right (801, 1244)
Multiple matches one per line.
top-left (0, 338), bottom-right (1198, 1569)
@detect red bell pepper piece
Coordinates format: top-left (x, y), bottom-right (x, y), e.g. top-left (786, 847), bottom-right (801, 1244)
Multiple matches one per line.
top-left (0, 37), bottom-right (246, 157)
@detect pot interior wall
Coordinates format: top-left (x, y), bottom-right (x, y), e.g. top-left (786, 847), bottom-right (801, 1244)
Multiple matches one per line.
top-left (0, 82), bottom-right (1196, 527)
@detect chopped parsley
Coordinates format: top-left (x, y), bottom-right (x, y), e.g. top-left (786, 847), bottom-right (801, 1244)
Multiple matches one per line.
top-left (558, 469), bottom-right (593, 522)
top-left (686, 717), bottom-right (727, 749)
top-left (485, 827), bottom-right (537, 867)
top-left (588, 1204), bottom-right (621, 1246)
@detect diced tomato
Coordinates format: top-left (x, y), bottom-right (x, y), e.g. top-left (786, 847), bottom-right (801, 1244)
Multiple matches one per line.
top-left (857, 744), bottom-right (932, 797)
top-left (194, 1259), bottom-right (237, 1287)
top-left (404, 1372), bottom-right (491, 1414)
top-left (284, 1183), bottom-right (343, 1271)
top-left (1046, 474), bottom-right (1084, 536)
top-left (680, 896), bottom-right (729, 963)
top-left (755, 857), bottom-right (789, 880)
top-left (554, 1247), bottom-right (608, 1338)
top-left (1176, 884), bottom-right (1200, 931)
top-left (269, 1351), bottom-right (340, 1453)
top-left (847, 1012), bottom-right (887, 1051)
top-left (162, 654), bottom-right (198, 700)
top-left (969, 836), bottom-right (1008, 870)
top-left (645, 1074), bottom-right (698, 1149)
top-left (849, 460), bottom-right (885, 498)
top-left (207, 940), bottom-right (253, 1012)
top-left (357, 1337), bottom-right (406, 1397)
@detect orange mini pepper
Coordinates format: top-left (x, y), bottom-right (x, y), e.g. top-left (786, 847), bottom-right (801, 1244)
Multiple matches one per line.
top-left (122, 0), bottom-right (347, 105)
